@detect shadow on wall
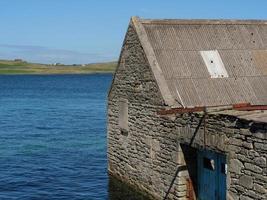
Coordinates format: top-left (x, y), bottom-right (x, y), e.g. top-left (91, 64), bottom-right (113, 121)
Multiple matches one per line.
top-left (180, 144), bottom-right (198, 199)
top-left (108, 176), bottom-right (151, 200)
top-left (163, 145), bottom-right (198, 200)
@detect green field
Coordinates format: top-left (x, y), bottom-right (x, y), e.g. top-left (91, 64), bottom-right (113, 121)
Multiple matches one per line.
top-left (0, 60), bottom-right (117, 74)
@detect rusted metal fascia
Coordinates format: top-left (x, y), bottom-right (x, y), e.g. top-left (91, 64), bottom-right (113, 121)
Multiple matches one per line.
top-left (157, 103), bottom-right (267, 115)
top-left (234, 105), bottom-right (267, 111)
top-left (232, 103), bottom-right (251, 109)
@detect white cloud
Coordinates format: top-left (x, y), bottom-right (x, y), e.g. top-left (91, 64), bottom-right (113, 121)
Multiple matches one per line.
top-left (0, 44), bottom-right (117, 64)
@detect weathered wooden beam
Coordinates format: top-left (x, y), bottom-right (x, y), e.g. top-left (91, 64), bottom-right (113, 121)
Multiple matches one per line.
top-left (157, 103), bottom-right (267, 115)
top-left (157, 106), bottom-right (205, 115)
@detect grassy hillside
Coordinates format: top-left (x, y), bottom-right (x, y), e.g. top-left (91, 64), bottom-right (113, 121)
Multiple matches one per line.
top-left (0, 59), bottom-right (117, 74)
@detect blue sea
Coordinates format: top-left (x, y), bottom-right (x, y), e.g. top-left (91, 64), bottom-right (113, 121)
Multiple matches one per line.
top-left (0, 74), bottom-right (146, 200)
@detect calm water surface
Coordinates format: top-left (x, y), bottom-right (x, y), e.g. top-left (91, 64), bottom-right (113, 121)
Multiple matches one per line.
top-left (0, 74), bottom-right (146, 200)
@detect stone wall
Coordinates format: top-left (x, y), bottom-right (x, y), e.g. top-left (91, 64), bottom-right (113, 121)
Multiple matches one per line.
top-left (107, 21), bottom-right (267, 200)
top-left (173, 112), bottom-right (267, 200)
top-left (108, 21), bottom-right (166, 199)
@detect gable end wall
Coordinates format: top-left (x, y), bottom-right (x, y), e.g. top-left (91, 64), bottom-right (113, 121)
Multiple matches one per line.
top-left (107, 22), bottom-right (168, 198)
top-left (108, 20), bottom-right (267, 200)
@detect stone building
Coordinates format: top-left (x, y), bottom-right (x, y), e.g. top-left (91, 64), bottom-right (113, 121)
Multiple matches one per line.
top-left (108, 17), bottom-right (267, 200)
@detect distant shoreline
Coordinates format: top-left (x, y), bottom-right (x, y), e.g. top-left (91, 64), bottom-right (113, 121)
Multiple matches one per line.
top-left (0, 71), bottom-right (114, 75)
top-left (0, 59), bottom-right (117, 75)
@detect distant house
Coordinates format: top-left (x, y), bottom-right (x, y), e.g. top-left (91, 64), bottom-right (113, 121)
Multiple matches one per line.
top-left (108, 17), bottom-right (267, 200)
top-left (14, 59), bottom-right (23, 62)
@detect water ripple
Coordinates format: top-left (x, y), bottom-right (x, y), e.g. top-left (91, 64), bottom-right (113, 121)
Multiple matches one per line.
top-left (0, 74), bottom-right (147, 200)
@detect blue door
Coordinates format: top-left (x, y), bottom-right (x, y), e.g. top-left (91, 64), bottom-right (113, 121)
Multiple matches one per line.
top-left (197, 150), bottom-right (226, 200)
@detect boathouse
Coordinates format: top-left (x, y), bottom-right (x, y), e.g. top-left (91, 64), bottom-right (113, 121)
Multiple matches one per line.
top-left (108, 17), bottom-right (267, 200)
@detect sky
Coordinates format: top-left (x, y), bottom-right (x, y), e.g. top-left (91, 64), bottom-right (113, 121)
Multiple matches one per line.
top-left (0, 0), bottom-right (266, 64)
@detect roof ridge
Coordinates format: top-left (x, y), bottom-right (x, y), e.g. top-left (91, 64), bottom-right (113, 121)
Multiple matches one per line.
top-left (136, 17), bottom-right (267, 25)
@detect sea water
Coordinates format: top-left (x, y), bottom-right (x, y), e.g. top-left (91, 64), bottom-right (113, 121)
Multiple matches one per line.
top-left (0, 74), bottom-right (146, 200)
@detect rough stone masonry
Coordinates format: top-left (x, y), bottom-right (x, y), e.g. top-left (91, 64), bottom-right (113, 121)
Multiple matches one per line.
top-left (108, 17), bottom-right (267, 200)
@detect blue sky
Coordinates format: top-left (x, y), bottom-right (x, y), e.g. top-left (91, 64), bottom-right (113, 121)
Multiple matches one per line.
top-left (0, 0), bottom-right (266, 64)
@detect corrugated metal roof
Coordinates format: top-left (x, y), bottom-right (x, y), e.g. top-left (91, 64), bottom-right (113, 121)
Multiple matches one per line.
top-left (144, 24), bottom-right (267, 50)
top-left (134, 17), bottom-right (267, 108)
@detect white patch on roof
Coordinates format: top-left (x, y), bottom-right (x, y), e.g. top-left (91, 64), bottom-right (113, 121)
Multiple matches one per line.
top-left (200, 50), bottom-right (229, 78)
